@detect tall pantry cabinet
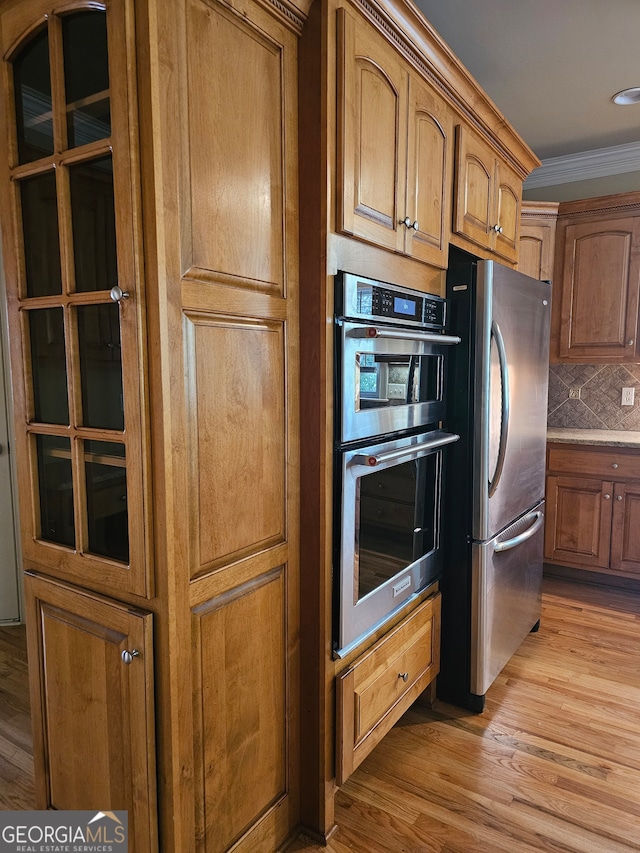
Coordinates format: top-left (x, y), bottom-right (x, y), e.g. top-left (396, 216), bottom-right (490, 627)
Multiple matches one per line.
top-left (0, 0), bottom-right (302, 850)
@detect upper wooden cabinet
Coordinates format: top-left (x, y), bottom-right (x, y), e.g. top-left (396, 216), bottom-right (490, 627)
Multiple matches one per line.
top-left (551, 193), bottom-right (640, 362)
top-left (336, 6), bottom-right (452, 268)
top-left (517, 201), bottom-right (559, 281)
top-left (453, 125), bottom-right (522, 263)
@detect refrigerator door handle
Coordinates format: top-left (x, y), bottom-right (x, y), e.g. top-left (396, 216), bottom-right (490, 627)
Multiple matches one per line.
top-left (494, 510), bottom-right (544, 553)
top-left (488, 319), bottom-right (510, 498)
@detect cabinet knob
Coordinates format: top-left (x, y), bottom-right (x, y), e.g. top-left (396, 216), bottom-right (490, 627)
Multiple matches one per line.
top-left (617, 495), bottom-right (623, 501)
top-left (612, 463), bottom-right (619, 469)
top-left (412, 220), bottom-right (419, 231)
top-left (121, 649), bottom-right (140, 665)
top-left (110, 285), bottom-right (130, 303)
top-left (628, 340), bottom-right (634, 346)
top-left (398, 672), bottom-right (409, 682)
top-left (492, 224), bottom-right (504, 233)
top-left (401, 216), bottom-right (412, 227)
top-left (604, 494), bottom-right (611, 500)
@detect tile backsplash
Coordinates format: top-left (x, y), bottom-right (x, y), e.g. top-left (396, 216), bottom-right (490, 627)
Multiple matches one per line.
top-left (548, 364), bottom-right (640, 430)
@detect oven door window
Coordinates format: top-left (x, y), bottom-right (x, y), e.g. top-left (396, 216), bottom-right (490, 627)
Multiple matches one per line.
top-left (356, 351), bottom-right (441, 410)
top-left (355, 454), bottom-right (437, 601)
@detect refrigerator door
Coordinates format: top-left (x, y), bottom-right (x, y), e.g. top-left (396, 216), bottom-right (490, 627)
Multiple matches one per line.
top-left (471, 501), bottom-right (545, 696)
top-left (473, 262), bottom-right (551, 541)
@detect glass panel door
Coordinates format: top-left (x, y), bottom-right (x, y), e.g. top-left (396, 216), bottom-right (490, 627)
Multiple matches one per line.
top-left (3, 4), bottom-right (146, 595)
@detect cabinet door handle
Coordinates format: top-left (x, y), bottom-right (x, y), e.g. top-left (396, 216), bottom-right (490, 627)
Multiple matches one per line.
top-left (401, 216), bottom-right (412, 227)
top-left (603, 494), bottom-right (611, 500)
top-left (412, 220), bottom-right (419, 231)
top-left (616, 495), bottom-right (623, 501)
top-left (398, 672), bottom-right (409, 682)
top-left (492, 223), bottom-right (504, 233)
top-left (121, 649), bottom-right (140, 665)
top-left (628, 340), bottom-right (634, 346)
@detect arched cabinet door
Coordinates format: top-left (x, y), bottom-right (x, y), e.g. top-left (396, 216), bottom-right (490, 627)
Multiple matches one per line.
top-left (0, 0), bottom-right (149, 597)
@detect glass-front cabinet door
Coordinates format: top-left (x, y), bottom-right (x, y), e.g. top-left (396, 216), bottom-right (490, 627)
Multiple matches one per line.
top-left (0, 0), bottom-right (148, 596)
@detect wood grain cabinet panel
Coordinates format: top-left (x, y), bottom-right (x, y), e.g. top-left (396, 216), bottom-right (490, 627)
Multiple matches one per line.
top-left (191, 568), bottom-right (290, 853)
top-left (337, 6), bottom-right (408, 253)
top-left (610, 483), bottom-right (640, 576)
top-left (544, 475), bottom-right (613, 569)
top-left (185, 0), bottom-right (296, 295)
top-left (184, 313), bottom-right (286, 578)
top-left (558, 218), bottom-right (640, 360)
top-left (24, 573), bottom-right (156, 852)
top-left (336, 593), bottom-right (440, 785)
top-left (405, 74), bottom-right (452, 267)
top-left (453, 125), bottom-right (522, 263)
top-left (546, 445), bottom-right (640, 580)
top-left (517, 202), bottom-right (558, 281)
top-left (336, 7), bottom-right (451, 267)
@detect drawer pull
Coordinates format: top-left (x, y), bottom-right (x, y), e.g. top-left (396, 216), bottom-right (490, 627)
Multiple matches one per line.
top-left (612, 463), bottom-right (619, 469)
top-left (399, 672), bottom-right (409, 682)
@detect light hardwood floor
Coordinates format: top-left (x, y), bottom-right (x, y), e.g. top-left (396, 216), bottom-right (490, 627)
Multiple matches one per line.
top-left (292, 576), bottom-right (640, 852)
top-left (2, 578), bottom-right (640, 851)
top-left (0, 622), bottom-right (34, 809)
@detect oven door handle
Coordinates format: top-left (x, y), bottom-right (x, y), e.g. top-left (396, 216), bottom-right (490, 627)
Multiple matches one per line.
top-left (347, 326), bottom-right (461, 345)
top-left (493, 510), bottom-right (544, 553)
top-left (352, 431), bottom-right (460, 467)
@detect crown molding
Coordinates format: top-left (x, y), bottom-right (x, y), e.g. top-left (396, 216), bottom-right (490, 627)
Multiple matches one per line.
top-left (524, 141), bottom-right (640, 189)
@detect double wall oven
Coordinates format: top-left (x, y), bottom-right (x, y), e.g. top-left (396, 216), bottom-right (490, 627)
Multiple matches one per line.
top-left (334, 272), bottom-right (460, 656)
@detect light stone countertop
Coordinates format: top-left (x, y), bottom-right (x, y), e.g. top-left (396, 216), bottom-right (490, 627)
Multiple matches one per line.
top-left (547, 428), bottom-right (640, 448)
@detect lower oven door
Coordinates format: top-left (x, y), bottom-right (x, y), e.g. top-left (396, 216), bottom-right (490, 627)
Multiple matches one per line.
top-left (335, 429), bottom-right (459, 657)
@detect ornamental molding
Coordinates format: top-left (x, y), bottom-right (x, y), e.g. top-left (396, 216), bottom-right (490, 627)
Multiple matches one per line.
top-left (525, 141), bottom-right (640, 190)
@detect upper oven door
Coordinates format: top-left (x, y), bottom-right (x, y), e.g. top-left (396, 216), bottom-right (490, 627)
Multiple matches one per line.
top-left (339, 321), bottom-right (460, 444)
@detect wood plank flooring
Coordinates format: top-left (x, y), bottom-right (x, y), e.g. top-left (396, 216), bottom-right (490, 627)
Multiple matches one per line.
top-left (0, 623), bottom-right (34, 809)
top-left (291, 576), bottom-right (640, 852)
top-left (2, 579), bottom-right (640, 851)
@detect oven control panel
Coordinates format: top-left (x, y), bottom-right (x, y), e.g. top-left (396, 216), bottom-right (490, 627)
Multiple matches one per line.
top-left (338, 272), bottom-right (446, 329)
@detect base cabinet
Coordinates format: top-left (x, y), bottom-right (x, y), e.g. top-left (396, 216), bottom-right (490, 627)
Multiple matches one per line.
top-left (24, 573), bottom-right (156, 852)
top-left (545, 444), bottom-right (640, 579)
top-left (336, 592), bottom-right (441, 785)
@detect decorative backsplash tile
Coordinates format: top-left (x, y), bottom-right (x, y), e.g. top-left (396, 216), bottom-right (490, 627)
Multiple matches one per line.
top-left (548, 364), bottom-right (640, 430)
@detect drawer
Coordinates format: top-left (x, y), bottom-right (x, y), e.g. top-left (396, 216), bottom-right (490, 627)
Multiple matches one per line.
top-left (547, 446), bottom-right (640, 480)
top-left (336, 592), bottom-right (440, 784)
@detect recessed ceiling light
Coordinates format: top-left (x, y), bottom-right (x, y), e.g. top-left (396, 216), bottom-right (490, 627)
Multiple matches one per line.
top-left (613, 87), bottom-right (640, 105)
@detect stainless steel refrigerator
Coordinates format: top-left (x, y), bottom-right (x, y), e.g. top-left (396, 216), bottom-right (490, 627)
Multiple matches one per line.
top-left (439, 247), bottom-right (551, 712)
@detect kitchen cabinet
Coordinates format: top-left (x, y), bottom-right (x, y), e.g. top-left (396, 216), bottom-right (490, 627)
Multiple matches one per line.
top-left (336, 6), bottom-right (452, 268)
top-left (0, 0), bottom-right (301, 851)
top-left (299, 0), bottom-right (539, 838)
top-left (336, 591), bottom-right (440, 785)
top-left (452, 124), bottom-right (522, 263)
top-left (551, 192), bottom-right (640, 362)
top-left (545, 444), bottom-right (640, 579)
top-left (517, 201), bottom-right (559, 281)
top-left (24, 572), bottom-right (156, 849)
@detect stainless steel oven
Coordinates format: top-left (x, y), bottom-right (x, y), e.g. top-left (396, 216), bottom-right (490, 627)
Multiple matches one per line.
top-left (336, 272), bottom-right (461, 444)
top-left (333, 272), bottom-right (460, 657)
top-left (335, 429), bottom-right (459, 656)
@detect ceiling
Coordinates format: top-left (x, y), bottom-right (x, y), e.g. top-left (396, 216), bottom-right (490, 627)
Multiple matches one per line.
top-left (414, 0), bottom-right (640, 198)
